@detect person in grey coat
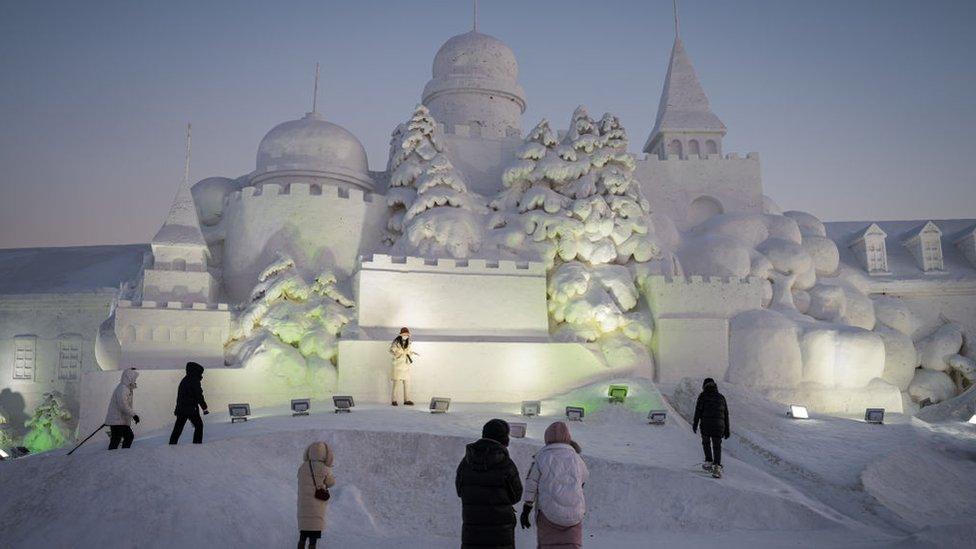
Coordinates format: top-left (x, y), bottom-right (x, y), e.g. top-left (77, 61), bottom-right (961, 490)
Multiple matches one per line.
top-left (104, 368), bottom-right (140, 449)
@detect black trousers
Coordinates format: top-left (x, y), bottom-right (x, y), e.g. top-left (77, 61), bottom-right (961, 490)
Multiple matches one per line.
top-left (108, 425), bottom-right (134, 450)
top-left (701, 434), bottom-right (722, 466)
top-left (169, 413), bottom-right (204, 445)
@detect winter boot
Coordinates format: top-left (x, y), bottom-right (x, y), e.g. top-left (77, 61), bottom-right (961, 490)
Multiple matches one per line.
top-left (701, 461), bottom-right (713, 472)
top-left (711, 464), bottom-right (723, 479)
top-left (391, 401), bottom-right (398, 406)
top-left (404, 400), bottom-right (414, 406)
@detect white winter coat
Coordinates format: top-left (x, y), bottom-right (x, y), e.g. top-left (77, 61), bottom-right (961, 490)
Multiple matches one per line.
top-left (389, 338), bottom-right (415, 381)
top-left (524, 443), bottom-right (589, 527)
top-left (104, 369), bottom-right (138, 426)
top-left (297, 441), bottom-right (336, 532)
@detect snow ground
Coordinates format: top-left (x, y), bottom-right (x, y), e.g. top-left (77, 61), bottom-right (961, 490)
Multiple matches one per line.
top-left (0, 380), bottom-right (974, 548)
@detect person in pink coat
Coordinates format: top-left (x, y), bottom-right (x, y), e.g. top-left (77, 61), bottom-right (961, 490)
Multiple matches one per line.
top-left (520, 421), bottom-right (589, 548)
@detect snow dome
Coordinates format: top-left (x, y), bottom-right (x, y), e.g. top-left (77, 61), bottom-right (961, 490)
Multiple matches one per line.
top-left (254, 111), bottom-right (374, 191)
top-left (422, 30), bottom-right (526, 139)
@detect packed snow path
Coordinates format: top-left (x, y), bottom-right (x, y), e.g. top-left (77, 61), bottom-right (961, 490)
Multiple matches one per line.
top-left (1, 386), bottom-right (973, 547)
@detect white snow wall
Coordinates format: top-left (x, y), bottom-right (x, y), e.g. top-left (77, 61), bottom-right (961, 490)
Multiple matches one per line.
top-left (222, 183), bottom-right (387, 302)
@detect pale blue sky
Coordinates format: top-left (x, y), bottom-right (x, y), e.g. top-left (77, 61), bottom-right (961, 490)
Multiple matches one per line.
top-left (1, 0), bottom-right (974, 248)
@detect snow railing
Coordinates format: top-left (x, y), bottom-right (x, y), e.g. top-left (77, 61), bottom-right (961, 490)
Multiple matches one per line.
top-left (118, 299), bottom-right (230, 311)
top-left (359, 254), bottom-right (546, 276)
top-left (229, 183), bottom-right (375, 203)
top-left (643, 274), bottom-right (765, 318)
top-left (639, 152), bottom-right (760, 162)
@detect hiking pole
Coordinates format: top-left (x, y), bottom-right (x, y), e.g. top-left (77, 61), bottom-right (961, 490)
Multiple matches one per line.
top-left (67, 424), bottom-right (106, 455)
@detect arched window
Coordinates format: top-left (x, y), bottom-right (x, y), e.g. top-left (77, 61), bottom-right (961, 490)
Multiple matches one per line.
top-left (12, 335), bottom-right (37, 381)
top-left (668, 139), bottom-right (683, 158)
top-left (57, 334), bottom-right (83, 380)
top-left (688, 195), bottom-right (725, 227)
top-left (688, 139), bottom-right (700, 157)
top-left (706, 140), bottom-right (718, 155)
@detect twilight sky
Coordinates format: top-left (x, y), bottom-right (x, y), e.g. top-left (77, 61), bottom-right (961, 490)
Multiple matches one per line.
top-left (1, 0), bottom-right (973, 248)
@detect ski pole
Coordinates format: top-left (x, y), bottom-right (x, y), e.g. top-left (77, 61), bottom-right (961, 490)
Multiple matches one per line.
top-left (67, 424), bottom-right (107, 455)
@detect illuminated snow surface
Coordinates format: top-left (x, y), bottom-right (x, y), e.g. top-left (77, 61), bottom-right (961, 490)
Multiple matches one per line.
top-left (0, 381), bottom-right (974, 548)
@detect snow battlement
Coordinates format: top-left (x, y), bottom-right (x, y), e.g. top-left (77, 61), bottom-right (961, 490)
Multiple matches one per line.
top-left (360, 253), bottom-right (546, 276)
top-left (639, 152), bottom-right (760, 163)
top-left (118, 299), bottom-right (229, 311)
top-left (436, 121), bottom-right (521, 140)
top-left (643, 274), bottom-right (764, 319)
top-left (229, 183), bottom-right (375, 203)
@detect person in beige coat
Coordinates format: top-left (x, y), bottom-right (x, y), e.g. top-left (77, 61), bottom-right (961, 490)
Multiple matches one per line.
top-left (297, 441), bottom-right (336, 548)
top-left (389, 327), bottom-right (418, 406)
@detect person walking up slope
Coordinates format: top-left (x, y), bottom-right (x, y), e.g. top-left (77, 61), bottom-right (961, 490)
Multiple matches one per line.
top-left (297, 441), bottom-right (336, 549)
top-left (168, 361), bottom-right (209, 445)
top-left (692, 377), bottom-right (730, 478)
top-left (456, 419), bottom-right (523, 549)
top-left (104, 368), bottom-right (140, 449)
top-left (520, 421), bottom-right (589, 548)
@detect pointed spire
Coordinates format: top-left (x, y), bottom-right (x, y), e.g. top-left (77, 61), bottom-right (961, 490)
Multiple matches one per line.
top-left (643, 36), bottom-right (726, 153)
top-left (673, 0), bottom-right (679, 38)
top-left (473, 0), bottom-right (478, 32)
top-left (312, 62), bottom-right (320, 114)
top-left (152, 123), bottom-right (207, 247)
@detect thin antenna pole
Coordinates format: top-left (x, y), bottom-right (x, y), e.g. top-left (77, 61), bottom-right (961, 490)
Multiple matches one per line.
top-left (673, 0), bottom-right (680, 38)
top-left (473, 0), bottom-right (478, 32)
top-left (183, 123), bottom-right (191, 186)
top-left (312, 62), bottom-right (320, 113)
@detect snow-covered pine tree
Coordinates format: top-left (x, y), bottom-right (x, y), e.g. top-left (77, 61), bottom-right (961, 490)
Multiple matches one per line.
top-left (386, 105), bottom-right (487, 258)
top-left (22, 391), bottom-right (72, 453)
top-left (490, 107), bottom-right (659, 361)
top-left (0, 412), bottom-right (14, 451)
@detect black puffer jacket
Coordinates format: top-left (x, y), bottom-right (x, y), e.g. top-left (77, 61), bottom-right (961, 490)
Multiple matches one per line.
top-left (693, 381), bottom-right (730, 438)
top-left (174, 362), bottom-right (208, 416)
top-left (455, 438), bottom-right (523, 548)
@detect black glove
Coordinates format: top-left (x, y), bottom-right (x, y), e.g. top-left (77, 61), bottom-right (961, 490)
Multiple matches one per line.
top-left (724, 431), bottom-right (730, 440)
top-left (520, 504), bottom-right (533, 529)
top-left (133, 415), bottom-right (140, 424)
top-left (202, 409), bottom-right (210, 415)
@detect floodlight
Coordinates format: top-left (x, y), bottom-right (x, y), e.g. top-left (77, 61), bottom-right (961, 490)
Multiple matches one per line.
top-left (291, 398), bottom-right (311, 417)
top-left (787, 405), bottom-right (809, 419)
top-left (0, 448), bottom-right (8, 460)
top-left (430, 397), bottom-right (451, 414)
top-left (333, 395), bottom-right (355, 413)
top-left (608, 384), bottom-right (629, 404)
top-left (509, 422), bottom-right (527, 438)
top-left (864, 408), bottom-right (885, 424)
top-left (521, 401), bottom-right (541, 417)
top-left (565, 406), bottom-right (585, 422)
top-left (647, 410), bottom-right (667, 424)
top-left (968, 414), bottom-right (976, 425)
top-left (228, 403), bottom-right (251, 423)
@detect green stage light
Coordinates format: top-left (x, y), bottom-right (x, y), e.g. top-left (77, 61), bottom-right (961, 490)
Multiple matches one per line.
top-left (608, 384), bottom-right (629, 404)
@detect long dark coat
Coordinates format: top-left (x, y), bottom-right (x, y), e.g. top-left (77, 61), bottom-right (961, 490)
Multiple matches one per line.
top-left (693, 382), bottom-right (730, 438)
top-left (455, 438), bottom-right (523, 548)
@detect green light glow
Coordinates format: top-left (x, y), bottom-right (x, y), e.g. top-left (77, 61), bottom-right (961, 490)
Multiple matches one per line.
top-left (23, 392), bottom-right (72, 453)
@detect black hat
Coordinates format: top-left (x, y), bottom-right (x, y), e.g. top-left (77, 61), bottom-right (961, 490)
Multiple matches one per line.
top-left (482, 418), bottom-right (510, 447)
top-left (702, 377), bottom-right (716, 389)
top-left (186, 362), bottom-right (204, 377)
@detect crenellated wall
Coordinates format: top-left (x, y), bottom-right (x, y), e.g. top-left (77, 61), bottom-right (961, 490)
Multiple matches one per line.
top-left (221, 182), bottom-right (387, 302)
top-left (114, 300), bottom-right (232, 370)
top-left (355, 253), bottom-right (548, 339)
top-left (435, 123), bottom-right (521, 197)
top-left (634, 152), bottom-right (763, 231)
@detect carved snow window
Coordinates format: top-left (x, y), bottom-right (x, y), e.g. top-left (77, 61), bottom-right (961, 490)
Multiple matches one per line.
top-left (58, 335), bottom-right (82, 381)
top-left (849, 223), bottom-right (888, 275)
top-left (867, 241), bottom-right (887, 272)
top-left (13, 335), bottom-right (36, 381)
top-left (903, 221), bottom-right (943, 272)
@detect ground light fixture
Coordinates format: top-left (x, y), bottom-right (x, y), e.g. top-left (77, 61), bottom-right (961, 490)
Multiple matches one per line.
top-left (565, 406), bottom-right (585, 422)
top-left (430, 397), bottom-right (451, 414)
top-left (521, 401), bottom-right (541, 417)
top-left (968, 413), bottom-right (976, 425)
top-left (229, 403), bottom-right (251, 423)
top-left (333, 396), bottom-right (355, 413)
top-left (608, 384), bottom-right (628, 404)
top-left (647, 410), bottom-right (667, 425)
top-left (0, 448), bottom-right (8, 460)
top-left (509, 422), bottom-right (527, 438)
top-left (864, 408), bottom-right (885, 424)
top-left (291, 398), bottom-right (311, 416)
top-left (787, 405), bottom-right (809, 419)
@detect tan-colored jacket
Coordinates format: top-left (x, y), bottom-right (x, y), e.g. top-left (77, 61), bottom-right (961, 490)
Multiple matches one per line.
top-left (389, 338), bottom-right (415, 381)
top-left (297, 441), bottom-right (336, 532)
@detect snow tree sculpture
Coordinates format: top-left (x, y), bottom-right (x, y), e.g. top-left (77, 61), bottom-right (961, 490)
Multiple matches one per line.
top-left (22, 391), bottom-right (72, 453)
top-left (386, 104), bottom-right (487, 258)
top-left (0, 412), bottom-right (14, 451)
top-left (226, 253), bottom-right (354, 392)
top-left (490, 107), bottom-right (660, 364)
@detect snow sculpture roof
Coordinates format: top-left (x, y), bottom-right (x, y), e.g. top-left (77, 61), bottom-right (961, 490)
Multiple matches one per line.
top-left (423, 30), bottom-right (525, 111)
top-left (152, 172), bottom-right (208, 248)
top-left (255, 111), bottom-right (373, 189)
top-left (644, 38), bottom-right (726, 150)
top-left (0, 244), bottom-right (148, 295)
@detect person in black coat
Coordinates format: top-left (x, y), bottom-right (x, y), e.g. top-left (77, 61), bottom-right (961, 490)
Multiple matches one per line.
top-left (692, 378), bottom-right (730, 477)
top-left (168, 362), bottom-right (209, 445)
top-left (455, 419), bottom-right (523, 549)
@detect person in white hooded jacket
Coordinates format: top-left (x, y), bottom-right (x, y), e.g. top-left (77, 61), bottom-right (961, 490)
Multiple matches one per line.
top-left (104, 368), bottom-right (140, 450)
top-left (520, 421), bottom-right (589, 548)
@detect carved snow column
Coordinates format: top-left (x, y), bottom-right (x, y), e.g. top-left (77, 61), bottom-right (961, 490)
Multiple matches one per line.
top-left (902, 221), bottom-right (945, 273)
top-left (848, 223), bottom-right (889, 276)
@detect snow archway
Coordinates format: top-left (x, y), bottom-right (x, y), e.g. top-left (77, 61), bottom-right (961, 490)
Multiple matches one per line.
top-left (687, 195), bottom-right (724, 227)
